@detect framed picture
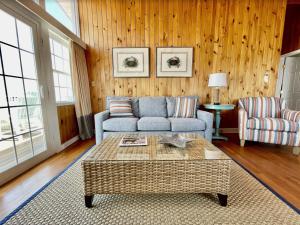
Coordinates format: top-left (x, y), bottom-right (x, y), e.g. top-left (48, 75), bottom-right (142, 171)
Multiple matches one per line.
top-left (112, 47), bottom-right (149, 77)
top-left (156, 47), bottom-right (193, 77)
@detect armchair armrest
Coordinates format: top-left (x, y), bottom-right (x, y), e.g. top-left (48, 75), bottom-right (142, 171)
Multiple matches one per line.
top-left (238, 108), bottom-right (248, 140)
top-left (282, 109), bottom-right (300, 122)
top-left (94, 110), bottom-right (110, 144)
top-left (197, 110), bottom-right (214, 142)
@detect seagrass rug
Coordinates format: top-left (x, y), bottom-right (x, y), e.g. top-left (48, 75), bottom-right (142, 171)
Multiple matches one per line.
top-left (1, 148), bottom-right (299, 225)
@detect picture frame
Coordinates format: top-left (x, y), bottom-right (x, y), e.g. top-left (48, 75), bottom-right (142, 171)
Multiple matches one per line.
top-left (112, 47), bottom-right (149, 77)
top-left (156, 47), bottom-right (193, 77)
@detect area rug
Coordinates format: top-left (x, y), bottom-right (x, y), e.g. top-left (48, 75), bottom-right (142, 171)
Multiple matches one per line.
top-left (1, 148), bottom-right (299, 225)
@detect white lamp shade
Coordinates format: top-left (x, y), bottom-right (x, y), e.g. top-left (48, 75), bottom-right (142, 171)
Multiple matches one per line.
top-left (208, 73), bottom-right (227, 87)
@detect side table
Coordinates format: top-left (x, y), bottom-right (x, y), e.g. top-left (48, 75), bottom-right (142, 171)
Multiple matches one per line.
top-left (204, 104), bottom-right (235, 141)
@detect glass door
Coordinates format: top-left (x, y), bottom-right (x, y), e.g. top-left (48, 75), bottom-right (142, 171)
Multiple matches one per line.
top-left (0, 8), bottom-right (47, 173)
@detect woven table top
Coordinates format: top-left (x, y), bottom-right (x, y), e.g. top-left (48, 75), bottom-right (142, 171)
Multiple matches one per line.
top-left (84, 134), bottom-right (230, 162)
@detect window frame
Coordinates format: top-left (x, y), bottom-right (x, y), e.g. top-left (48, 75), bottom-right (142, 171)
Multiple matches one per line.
top-left (49, 30), bottom-right (75, 106)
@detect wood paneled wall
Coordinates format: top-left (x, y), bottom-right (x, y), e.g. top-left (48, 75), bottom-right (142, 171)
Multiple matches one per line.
top-left (78, 0), bottom-right (286, 127)
top-left (281, 4), bottom-right (300, 54)
top-left (57, 105), bottom-right (79, 144)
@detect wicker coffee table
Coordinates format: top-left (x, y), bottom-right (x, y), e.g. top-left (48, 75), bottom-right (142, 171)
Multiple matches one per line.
top-left (82, 134), bottom-right (231, 208)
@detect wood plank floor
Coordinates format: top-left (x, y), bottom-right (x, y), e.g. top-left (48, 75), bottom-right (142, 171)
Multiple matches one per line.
top-left (0, 134), bottom-right (299, 220)
top-left (0, 139), bottom-right (95, 220)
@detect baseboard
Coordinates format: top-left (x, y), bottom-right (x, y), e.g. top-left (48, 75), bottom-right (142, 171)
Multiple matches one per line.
top-left (219, 128), bottom-right (238, 133)
top-left (58, 136), bottom-right (80, 152)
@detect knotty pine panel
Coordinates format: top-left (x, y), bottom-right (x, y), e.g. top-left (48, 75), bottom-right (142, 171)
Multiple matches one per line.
top-left (57, 105), bottom-right (79, 144)
top-left (78, 0), bottom-right (286, 128)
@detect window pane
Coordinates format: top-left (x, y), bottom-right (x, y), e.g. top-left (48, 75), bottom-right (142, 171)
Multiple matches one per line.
top-left (53, 72), bottom-right (59, 86)
top-left (67, 88), bottom-right (74, 102)
top-left (21, 51), bottom-right (37, 79)
top-left (10, 107), bottom-right (30, 135)
top-left (66, 75), bottom-right (72, 88)
top-left (1, 44), bottom-right (22, 77)
top-left (55, 56), bottom-right (63, 71)
top-left (60, 87), bottom-right (68, 102)
top-left (62, 46), bottom-right (69, 60)
top-left (32, 129), bottom-right (46, 155)
top-left (0, 108), bottom-right (13, 140)
top-left (45, 0), bottom-right (76, 33)
top-left (0, 10), bottom-right (18, 46)
top-left (0, 76), bottom-right (7, 107)
top-left (17, 20), bottom-right (34, 52)
top-left (15, 132), bottom-right (33, 163)
top-left (51, 55), bottom-right (55, 69)
top-left (0, 139), bottom-right (17, 173)
top-left (0, 55), bottom-right (3, 74)
top-left (55, 87), bottom-right (60, 102)
top-left (53, 40), bottom-right (62, 57)
top-left (6, 77), bottom-right (26, 106)
top-left (24, 79), bottom-right (40, 105)
top-left (28, 106), bottom-right (43, 130)
top-left (59, 73), bottom-right (67, 87)
top-left (63, 59), bottom-right (70, 74)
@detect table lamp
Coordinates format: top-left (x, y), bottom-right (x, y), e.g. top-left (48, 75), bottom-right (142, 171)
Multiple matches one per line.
top-left (208, 73), bottom-right (227, 105)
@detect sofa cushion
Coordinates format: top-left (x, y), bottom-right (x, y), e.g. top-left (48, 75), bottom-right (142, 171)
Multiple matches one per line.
top-left (166, 96), bottom-right (199, 117)
top-left (103, 117), bottom-right (138, 132)
top-left (106, 96), bottom-right (139, 117)
top-left (169, 118), bottom-right (206, 131)
top-left (109, 100), bottom-right (134, 117)
top-left (138, 117), bottom-right (171, 131)
top-left (247, 117), bottom-right (299, 132)
top-left (139, 96), bottom-right (167, 117)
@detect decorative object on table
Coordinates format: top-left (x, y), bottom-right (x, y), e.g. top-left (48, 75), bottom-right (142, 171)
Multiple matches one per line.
top-left (208, 73), bottom-right (228, 105)
top-left (119, 135), bottom-right (148, 147)
top-left (112, 47), bottom-right (149, 77)
top-left (109, 100), bottom-right (133, 117)
top-left (174, 97), bottom-right (197, 118)
top-left (158, 134), bottom-right (193, 148)
top-left (156, 47), bottom-right (193, 77)
top-left (204, 104), bottom-right (235, 141)
top-left (238, 97), bottom-right (300, 155)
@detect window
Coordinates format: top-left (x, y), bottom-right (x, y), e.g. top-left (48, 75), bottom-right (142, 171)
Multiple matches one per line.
top-left (45, 0), bottom-right (79, 35)
top-left (49, 32), bottom-right (74, 104)
top-left (0, 8), bottom-right (46, 172)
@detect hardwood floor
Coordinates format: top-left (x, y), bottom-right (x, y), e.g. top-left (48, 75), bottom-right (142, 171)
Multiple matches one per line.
top-left (214, 133), bottom-right (300, 211)
top-left (0, 139), bottom-right (95, 220)
top-left (0, 134), bottom-right (299, 220)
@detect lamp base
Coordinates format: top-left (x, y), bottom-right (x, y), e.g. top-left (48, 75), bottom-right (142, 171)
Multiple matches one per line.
top-left (211, 88), bottom-right (221, 105)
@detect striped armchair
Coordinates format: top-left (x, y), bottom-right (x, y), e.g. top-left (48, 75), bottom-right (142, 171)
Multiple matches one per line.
top-left (238, 97), bottom-right (300, 155)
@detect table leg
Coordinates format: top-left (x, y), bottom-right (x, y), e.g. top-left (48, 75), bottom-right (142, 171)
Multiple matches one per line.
top-left (213, 110), bottom-right (228, 141)
top-left (217, 194), bottom-right (228, 207)
top-left (85, 195), bottom-right (94, 208)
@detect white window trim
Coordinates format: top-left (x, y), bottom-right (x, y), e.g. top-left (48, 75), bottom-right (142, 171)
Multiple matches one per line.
top-left (49, 30), bottom-right (75, 106)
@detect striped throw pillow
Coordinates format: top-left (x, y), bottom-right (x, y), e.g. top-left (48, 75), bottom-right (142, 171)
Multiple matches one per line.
top-left (174, 97), bottom-right (197, 118)
top-left (109, 100), bottom-right (134, 117)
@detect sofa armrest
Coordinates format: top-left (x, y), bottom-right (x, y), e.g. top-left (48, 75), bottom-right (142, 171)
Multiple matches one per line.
top-left (197, 110), bottom-right (214, 142)
top-left (94, 110), bottom-right (110, 144)
top-left (238, 108), bottom-right (248, 140)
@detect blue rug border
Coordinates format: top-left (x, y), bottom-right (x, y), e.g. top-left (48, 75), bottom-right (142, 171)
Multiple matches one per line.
top-left (222, 151), bottom-right (300, 215)
top-left (0, 143), bottom-right (299, 225)
top-left (0, 145), bottom-right (95, 225)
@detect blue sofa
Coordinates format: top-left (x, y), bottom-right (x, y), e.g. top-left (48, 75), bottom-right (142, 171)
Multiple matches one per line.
top-left (95, 96), bottom-right (214, 144)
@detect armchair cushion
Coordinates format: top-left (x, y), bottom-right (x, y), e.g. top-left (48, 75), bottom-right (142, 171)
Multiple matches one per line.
top-left (247, 117), bottom-right (299, 132)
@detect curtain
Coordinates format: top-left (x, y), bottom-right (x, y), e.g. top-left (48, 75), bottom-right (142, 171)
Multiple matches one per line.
top-left (71, 41), bottom-right (94, 140)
